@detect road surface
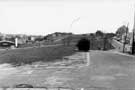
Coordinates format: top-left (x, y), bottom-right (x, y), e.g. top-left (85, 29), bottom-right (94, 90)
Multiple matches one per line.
top-left (0, 50), bottom-right (135, 90)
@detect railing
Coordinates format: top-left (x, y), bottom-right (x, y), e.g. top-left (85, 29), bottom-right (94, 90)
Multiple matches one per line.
top-left (111, 39), bottom-right (132, 53)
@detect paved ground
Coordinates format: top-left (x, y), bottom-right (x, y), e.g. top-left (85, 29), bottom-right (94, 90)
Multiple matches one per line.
top-left (0, 50), bottom-right (135, 90)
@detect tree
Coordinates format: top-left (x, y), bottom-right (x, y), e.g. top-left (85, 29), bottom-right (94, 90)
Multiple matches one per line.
top-left (89, 33), bottom-right (95, 38)
top-left (95, 30), bottom-right (104, 37)
top-left (116, 25), bottom-right (128, 38)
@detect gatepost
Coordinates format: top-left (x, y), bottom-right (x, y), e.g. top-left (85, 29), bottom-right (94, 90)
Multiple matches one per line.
top-left (15, 37), bottom-right (18, 48)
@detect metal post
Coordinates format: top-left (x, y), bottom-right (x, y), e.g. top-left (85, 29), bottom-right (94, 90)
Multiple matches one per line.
top-left (123, 23), bottom-right (129, 53)
top-left (132, 7), bottom-right (135, 54)
top-left (15, 37), bottom-right (18, 48)
top-left (132, 30), bottom-right (135, 54)
top-left (103, 34), bottom-right (106, 50)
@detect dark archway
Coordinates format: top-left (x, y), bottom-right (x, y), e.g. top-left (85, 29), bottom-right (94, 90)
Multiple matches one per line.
top-left (76, 38), bottom-right (90, 52)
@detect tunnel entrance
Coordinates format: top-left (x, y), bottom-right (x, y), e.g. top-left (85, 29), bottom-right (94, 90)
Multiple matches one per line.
top-left (76, 38), bottom-right (90, 52)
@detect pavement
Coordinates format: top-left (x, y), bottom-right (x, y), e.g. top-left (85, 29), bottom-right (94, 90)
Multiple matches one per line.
top-left (0, 50), bottom-right (135, 90)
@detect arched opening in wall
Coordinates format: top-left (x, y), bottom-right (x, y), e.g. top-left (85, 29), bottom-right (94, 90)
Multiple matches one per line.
top-left (76, 38), bottom-right (90, 52)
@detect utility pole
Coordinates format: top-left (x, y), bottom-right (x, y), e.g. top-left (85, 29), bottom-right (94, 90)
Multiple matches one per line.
top-left (123, 23), bottom-right (129, 53)
top-left (132, 8), bottom-right (135, 54)
top-left (103, 33), bottom-right (106, 50)
top-left (132, 29), bottom-right (135, 54)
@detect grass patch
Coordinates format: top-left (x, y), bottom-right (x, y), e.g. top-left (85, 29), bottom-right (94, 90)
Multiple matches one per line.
top-left (0, 45), bottom-right (76, 66)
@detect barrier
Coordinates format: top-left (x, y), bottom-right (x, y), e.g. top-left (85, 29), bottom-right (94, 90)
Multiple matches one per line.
top-left (111, 39), bottom-right (132, 53)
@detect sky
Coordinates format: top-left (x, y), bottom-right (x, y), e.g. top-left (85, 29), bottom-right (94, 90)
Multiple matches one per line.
top-left (0, 0), bottom-right (135, 35)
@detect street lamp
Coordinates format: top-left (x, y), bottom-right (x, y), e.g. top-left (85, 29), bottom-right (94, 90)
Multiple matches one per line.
top-left (69, 17), bottom-right (80, 32)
